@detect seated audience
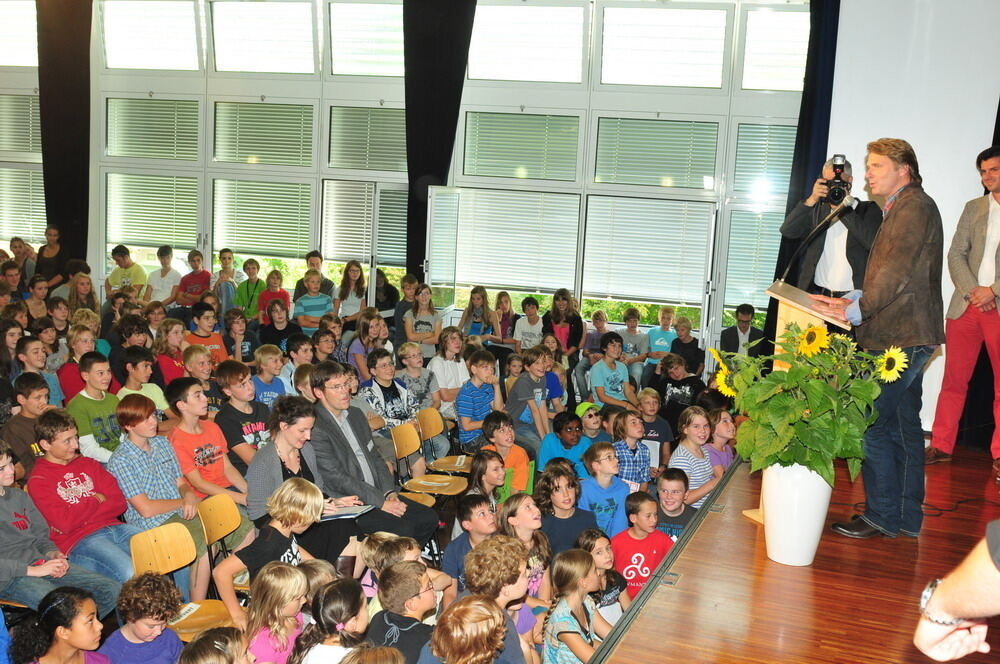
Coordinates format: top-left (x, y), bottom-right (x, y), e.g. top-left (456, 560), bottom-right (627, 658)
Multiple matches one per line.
top-left (181, 345), bottom-right (226, 414)
top-left (705, 408), bottom-right (736, 472)
top-left (152, 317), bottom-right (187, 387)
top-left (2, 373), bottom-right (51, 479)
top-left (292, 251), bottom-right (335, 302)
top-left (427, 327), bottom-right (468, 419)
top-left (442, 493), bottom-right (498, 608)
top-left (59, 323), bottom-right (110, 404)
top-left (512, 297), bottom-right (543, 354)
top-left (535, 463), bottom-right (598, 556)
top-left (456, 349), bottom-right (504, 450)
top-left (497, 493), bottom-right (552, 609)
top-left (430, 597), bottom-right (508, 664)
top-left (224, 308), bottom-right (260, 366)
top-left (9, 588), bottom-right (111, 664)
top-left (650, 353), bottom-right (706, 437)
top-left (610, 492), bottom-right (672, 599)
top-left (185, 302), bottom-right (228, 367)
top-left (636, 387), bottom-right (672, 469)
top-left (368, 561), bottom-right (436, 664)
top-left (233, 258), bottom-right (264, 321)
top-left (393, 275), bottom-right (418, 351)
top-left (294, 269), bottom-right (335, 338)
top-left (396, 342), bottom-right (441, 411)
top-left (279, 334), bottom-right (315, 392)
top-left (333, 261), bottom-right (367, 338)
top-left (215, 359), bottom-right (271, 475)
top-left (574, 529), bottom-right (631, 625)
top-left (252, 344), bottom-right (288, 408)
top-left (311, 327), bottom-right (337, 363)
top-left (643, 306), bottom-right (677, 388)
top-left (612, 409), bottom-right (653, 493)
top-left (505, 347), bottom-right (551, 454)
top-left (173, 250), bottom-right (210, 310)
top-left (666, 406), bottom-right (722, 509)
top-left (145, 245), bottom-right (181, 307)
top-left (669, 316), bottom-right (704, 377)
top-left (246, 562), bottom-right (309, 664)
top-left (287, 577), bottom-right (367, 664)
top-left (537, 411), bottom-right (591, 479)
top-left (116, 345), bottom-right (169, 421)
top-left (403, 283), bottom-right (441, 365)
top-left (260, 299), bottom-right (303, 353)
top-left (482, 411), bottom-right (530, 493)
top-left (616, 307), bottom-right (649, 388)
top-left (576, 402), bottom-right (610, 444)
top-left (543, 548), bottom-right (614, 663)
top-left (258, 269), bottom-right (291, 327)
top-left (589, 332), bottom-right (637, 410)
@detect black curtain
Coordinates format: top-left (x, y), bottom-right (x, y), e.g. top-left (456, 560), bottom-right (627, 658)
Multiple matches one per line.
top-left (763, 0), bottom-right (840, 349)
top-left (35, 0), bottom-right (92, 260)
top-left (402, 0), bottom-right (477, 280)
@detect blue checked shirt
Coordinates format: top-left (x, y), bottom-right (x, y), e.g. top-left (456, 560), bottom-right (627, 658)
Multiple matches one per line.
top-left (613, 439), bottom-right (652, 489)
top-left (107, 433), bottom-right (185, 531)
top-left (455, 380), bottom-right (497, 444)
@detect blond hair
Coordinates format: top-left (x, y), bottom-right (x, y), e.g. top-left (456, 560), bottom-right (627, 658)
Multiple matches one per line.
top-left (266, 478), bottom-right (324, 528)
top-left (245, 562), bottom-right (308, 653)
top-left (867, 137), bottom-right (922, 186)
top-left (431, 596), bottom-right (506, 664)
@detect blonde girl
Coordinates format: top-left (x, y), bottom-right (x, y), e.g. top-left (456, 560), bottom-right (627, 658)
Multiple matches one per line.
top-left (179, 627), bottom-right (254, 664)
top-left (404, 283), bottom-right (441, 363)
top-left (458, 285), bottom-right (500, 343)
top-left (287, 578), bottom-right (368, 664)
top-left (246, 562), bottom-right (309, 664)
top-left (666, 406), bottom-right (721, 508)
top-left (334, 260), bottom-right (367, 336)
top-left (153, 317), bottom-right (188, 385)
top-left (498, 493), bottom-right (552, 608)
top-left (491, 290), bottom-right (517, 371)
top-left (541, 549), bottom-right (612, 664)
top-left (573, 528), bottom-right (630, 624)
top-left (67, 272), bottom-right (98, 314)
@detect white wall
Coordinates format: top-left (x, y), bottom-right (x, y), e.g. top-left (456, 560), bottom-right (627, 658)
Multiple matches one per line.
top-left (828, 0), bottom-right (1000, 429)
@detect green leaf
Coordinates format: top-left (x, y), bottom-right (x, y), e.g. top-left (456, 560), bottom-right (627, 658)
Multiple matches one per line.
top-left (847, 380), bottom-right (880, 408)
top-left (803, 379), bottom-right (838, 416)
top-left (808, 450), bottom-right (835, 487)
top-left (847, 457), bottom-right (862, 481)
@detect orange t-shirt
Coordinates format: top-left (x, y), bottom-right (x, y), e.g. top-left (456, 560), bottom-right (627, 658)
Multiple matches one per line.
top-left (185, 331), bottom-right (229, 367)
top-left (484, 443), bottom-right (530, 492)
top-left (170, 420), bottom-right (230, 497)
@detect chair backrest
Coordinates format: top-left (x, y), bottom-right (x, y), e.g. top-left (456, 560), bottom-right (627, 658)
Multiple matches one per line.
top-left (391, 422), bottom-right (422, 461)
top-left (131, 522), bottom-right (197, 575)
top-left (497, 467), bottom-right (515, 502)
top-left (416, 408), bottom-right (444, 440)
top-left (525, 460), bottom-right (536, 495)
top-left (505, 376), bottom-right (517, 396)
top-left (198, 494), bottom-right (241, 548)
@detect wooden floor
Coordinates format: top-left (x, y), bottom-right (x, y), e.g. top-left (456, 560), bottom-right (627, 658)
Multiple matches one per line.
top-left (599, 447), bottom-right (1000, 664)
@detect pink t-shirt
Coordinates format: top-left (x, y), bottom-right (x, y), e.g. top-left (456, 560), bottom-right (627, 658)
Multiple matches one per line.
top-left (248, 614), bottom-right (304, 664)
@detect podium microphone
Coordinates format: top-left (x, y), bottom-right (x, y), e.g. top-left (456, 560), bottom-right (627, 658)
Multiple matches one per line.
top-left (778, 195), bottom-right (856, 284)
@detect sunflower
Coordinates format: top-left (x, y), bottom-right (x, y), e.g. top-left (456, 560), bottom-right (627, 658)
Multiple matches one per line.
top-left (797, 325), bottom-right (830, 357)
top-left (717, 364), bottom-right (737, 397)
top-left (876, 347), bottom-right (909, 382)
top-left (709, 347), bottom-right (727, 368)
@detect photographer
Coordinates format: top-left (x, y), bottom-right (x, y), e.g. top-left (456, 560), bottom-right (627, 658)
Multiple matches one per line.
top-left (780, 155), bottom-right (883, 297)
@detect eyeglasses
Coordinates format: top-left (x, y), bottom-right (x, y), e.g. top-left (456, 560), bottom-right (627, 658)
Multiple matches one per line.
top-left (597, 454), bottom-right (616, 463)
top-left (324, 381), bottom-right (351, 392)
top-left (410, 583), bottom-right (435, 600)
top-left (374, 362), bottom-right (394, 370)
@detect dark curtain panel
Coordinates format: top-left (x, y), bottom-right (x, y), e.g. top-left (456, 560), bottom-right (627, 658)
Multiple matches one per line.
top-left (35, 0), bottom-right (92, 260)
top-left (402, 0), bottom-right (477, 280)
top-left (763, 0), bottom-right (840, 350)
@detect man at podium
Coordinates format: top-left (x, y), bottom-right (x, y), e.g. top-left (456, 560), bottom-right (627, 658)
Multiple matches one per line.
top-left (813, 138), bottom-right (944, 540)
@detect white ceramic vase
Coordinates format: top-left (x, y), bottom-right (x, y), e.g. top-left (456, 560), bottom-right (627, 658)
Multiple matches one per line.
top-left (760, 463), bottom-right (833, 566)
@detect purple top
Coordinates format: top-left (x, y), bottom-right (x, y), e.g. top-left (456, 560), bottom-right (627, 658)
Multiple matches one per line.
top-left (702, 443), bottom-right (735, 470)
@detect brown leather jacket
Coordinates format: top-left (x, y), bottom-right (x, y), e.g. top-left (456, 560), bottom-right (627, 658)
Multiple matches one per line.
top-left (855, 185), bottom-right (944, 351)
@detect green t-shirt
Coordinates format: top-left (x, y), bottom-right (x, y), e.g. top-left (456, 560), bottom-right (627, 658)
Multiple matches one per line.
top-left (234, 278), bottom-right (265, 318)
top-left (66, 391), bottom-right (122, 452)
top-left (108, 263), bottom-right (148, 290)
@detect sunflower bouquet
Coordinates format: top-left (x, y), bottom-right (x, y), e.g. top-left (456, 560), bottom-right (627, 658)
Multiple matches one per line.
top-left (712, 323), bottom-right (907, 487)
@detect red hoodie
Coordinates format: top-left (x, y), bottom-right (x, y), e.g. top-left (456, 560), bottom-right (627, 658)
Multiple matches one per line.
top-left (27, 455), bottom-right (128, 553)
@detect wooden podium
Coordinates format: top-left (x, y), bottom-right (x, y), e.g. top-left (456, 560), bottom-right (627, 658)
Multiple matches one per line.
top-left (741, 280), bottom-right (851, 525)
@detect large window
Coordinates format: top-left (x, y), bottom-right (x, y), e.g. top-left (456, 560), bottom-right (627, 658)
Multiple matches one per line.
top-left (329, 2), bottom-right (404, 77)
top-left (0, 168), bottom-right (46, 242)
top-left (106, 172), bottom-right (199, 249)
top-left (733, 123), bottom-right (797, 200)
top-left (464, 112), bottom-right (579, 181)
top-left (211, 1), bottom-right (315, 74)
top-left (106, 98), bottom-right (199, 161)
top-left (213, 178), bottom-right (313, 257)
top-left (102, 1), bottom-right (199, 70)
top-left (742, 8), bottom-right (810, 91)
top-left (328, 106), bottom-right (406, 172)
top-left (0, 95), bottom-right (41, 163)
top-left (595, 117), bottom-right (718, 189)
top-left (0, 1), bottom-right (38, 67)
top-left (214, 101), bottom-right (314, 166)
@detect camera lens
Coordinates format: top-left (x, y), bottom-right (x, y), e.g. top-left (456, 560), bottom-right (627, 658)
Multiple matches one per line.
top-left (827, 186), bottom-right (846, 206)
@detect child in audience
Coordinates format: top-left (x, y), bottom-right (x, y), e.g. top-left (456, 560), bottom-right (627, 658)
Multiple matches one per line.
top-left (506, 353), bottom-right (524, 379)
top-left (25, 275), bottom-right (49, 322)
top-left (542, 549), bottom-right (613, 664)
top-left (318, 314), bottom-right (350, 363)
top-left (537, 411), bottom-right (591, 478)
top-left (293, 252), bottom-right (335, 302)
top-left (312, 328), bottom-right (337, 363)
top-left (637, 387), bottom-right (672, 468)
top-left (541, 333), bottom-right (568, 372)
top-left (28, 316), bottom-right (58, 356)
top-left (643, 306), bottom-right (676, 388)
top-left (224, 308), bottom-right (260, 366)
top-left (300, 559), bottom-right (338, 621)
top-left (294, 363), bottom-right (315, 401)
top-left (152, 318), bottom-right (187, 386)
top-left (279, 334), bottom-right (315, 392)
top-left (404, 283), bottom-right (440, 364)
top-left (260, 300), bottom-right (303, 353)
top-left (615, 308), bottom-right (649, 389)
top-left (48, 296), bottom-right (71, 340)
top-left (396, 342), bottom-right (441, 410)
top-left (705, 408), bottom-right (736, 472)
top-left (428, 326), bottom-right (469, 419)
top-left (575, 403), bottom-right (609, 444)
top-left (246, 562), bottom-right (309, 664)
top-left (573, 529), bottom-right (630, 625)
top-left (178, 627), bottom-right (249, 664)
top-left (669, 316), bottom-right (704, 377)
top-left (258, 270), bottom-right (291, 327)
top-left (15, 335), bottom-right (63, 406)
top-left (589, 332), bottom-right (637, 410)
top-left (145, 246), bottom-right (181, 307)
top-left (295, 269), bottom-right (335, 337)
top-left (466, 449), bottom-right (506, 509)
top-left (233, 258), bottom-right (264, 321)
top-left (9, 588), bottom-right (109, 664)
top-left (512, 297), bottom-right (543, 354)
top-left (66, 351), bottom-right (121, 463)
top-left (651, 352), bottom-right (706, 438)
top-left (182, 344), bottom-right (226, 414)
top-left (2, 373), bottom-right (50, 478)
top-left (174, 250), bottom-right (210, 308)
top-left (58, 324), bottom-right (107, 402)
top-left (482, 411), bottom-right (530, 492)
top-left (333, 261), bottom-right (367, 338)
top-left (611, 409), bottom-right (652, 493)
top-left (349, 311), bottom-right (382, 380)
top-left (215, 359), bottom-right (271, 474)
top-left (442, 493), bottom-right (498, 607)
top-left (252, 344), bottom-right (287, 408)
top-left (368, 561), bottom-right (435, 664)
top-left (288, 578), bottom-right (368, 664)
top-left (498, 493), bottom-right (552, 608)
top-left (535, 464), bottom-right (597, 556)
top-left (667, 406), bottom-right (721, 509)
top-left (393, 275), bottom-right (418, 350)
top-left (610, 492), bottom-right (672, 598)
top-left (506, 346), bottom-right (551, 454)
top-left (215, 478), bottom-right (324, 629)
top-left (116, 345), bottom-right (169, 415)
top-left (577, 442), bottom-right (628, 537)
top-left (456, 349), bottom-right (504, 449)
top-left (430, 596), bottom-right (507, 664)
top-left (656, 468), bottom-right (697, 541)
top-left (185, 302), bottom-right (228, 367)
top-left (98, 573), bottom-right (183, 664)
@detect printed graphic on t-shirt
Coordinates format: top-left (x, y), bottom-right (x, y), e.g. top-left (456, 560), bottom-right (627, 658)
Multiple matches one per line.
top-left (413, 319), bottom-right (433, 334)
top-left (56, 471), bottom-right (95, 504)
top-left (664, 383), bottom-right (696, 408)
top-left (193, 443), bottom-right (223, 468)
top-left (591, 497), bottom-right (620, 528)
top-left (240, 421), bottom-right (271, 448)
top-left (621, 552), bottom-right (651, 584)
top-left (604, 370), bottom-right (625, 396)
top-left (93, 414), bottom-right (122, 448)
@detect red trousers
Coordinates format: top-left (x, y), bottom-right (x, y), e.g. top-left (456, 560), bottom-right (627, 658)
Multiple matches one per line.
top-left (931, 304), bottom-right (1000, 457)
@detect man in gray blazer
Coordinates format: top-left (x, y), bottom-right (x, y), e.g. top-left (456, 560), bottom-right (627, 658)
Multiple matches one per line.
top-left (309, 360), bottom-right (439, 545)
top-left (926, 146), bottom-right (1000, 475)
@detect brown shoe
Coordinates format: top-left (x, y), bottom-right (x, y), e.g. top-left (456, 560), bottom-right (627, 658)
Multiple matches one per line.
top-left (924, 446), bottom-right (952, 465)
top-left (993, 459), bottom-right (1000, 482)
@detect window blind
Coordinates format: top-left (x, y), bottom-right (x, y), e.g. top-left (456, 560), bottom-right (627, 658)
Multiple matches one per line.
top-left (320, 179), bottom-right (375, 262)
top-left (214, 101), bottom-right (313, 167)
top-left (211, 1), bottom-right (315, 74)
top-left (601, 7), bottom-right (727, 87)
top-left (0, 1), bottom-right (38, 67)
top-left (725, 209), bottom-right (783, 309)
top-left (742, 9), bottom-right (810, 92)
top-left (733, 123), bottom-right (796, 199)
top-left (329, 2), bottom-right (404, 76)
top-left (468, 5), bottom-right (584, 83)
top-left (375, 188), bottom-right (407, 267)
top-left (583, 195), bottom-right (713, 303)
top-left (102, 1), bottom-right (199, 70)
top-left (0, 95), bottom-right (41, 163)
top-left (595, 117), bottom-right (718, 189)
top-left (0, 168), bottom-right (46, 241)
top-left (464, 112), bottom-right (579, 182)
top-left (328, 106), bottom-right (406, 172)
top-left (106, 172), bottom-right (198, 248)
top-left (430, 188), bottom-right (579, 291)
top-left (213, 179), bottom-right (312, 257)
top-left (106, 98), bottom-right (199, 161)
top-left (427, 187), bottom-right (459, 293)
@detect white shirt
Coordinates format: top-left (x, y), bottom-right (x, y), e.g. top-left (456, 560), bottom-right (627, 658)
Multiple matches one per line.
top-left (210, 268), bottom-right (247, 289)
top-left (736, 326), bottom-right (750, 356)
top-left (146, 267), bottom-right (182, 302)
top-left (977, 195), bottom-right (1000, 287)
top-left (814, 215), bottom-right (854, 291)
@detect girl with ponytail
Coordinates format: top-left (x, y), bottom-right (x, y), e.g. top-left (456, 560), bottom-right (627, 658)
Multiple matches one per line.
top-left (10, 587), bottom-right (106, 664)
top-left (245, 562), bottom-right (309, 664)
top-left (541, 549), bottom-right (612, 664)
top-left (287, 578), bottom-right (368, 664)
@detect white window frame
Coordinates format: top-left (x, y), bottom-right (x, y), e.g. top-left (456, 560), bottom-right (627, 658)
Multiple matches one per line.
top-left (325, 0), bottom-right (405, 82)
top-left (207, 0), bottom-right (321, 80)
top-left (207, 94), bottom-right (321, 173)
top-left (733, 3), bottom-right (811, 98)
top-left (320, 100), bottom-right (409, 183)
top-left (725, 114), bottom-right (799, 203)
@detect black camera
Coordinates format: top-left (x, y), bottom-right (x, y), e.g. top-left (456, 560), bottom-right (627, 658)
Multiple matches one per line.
top-left (824, 154), bottom-right (851, 206)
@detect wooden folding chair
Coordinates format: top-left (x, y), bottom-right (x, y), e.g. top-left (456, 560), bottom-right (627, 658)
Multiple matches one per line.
top-left (130, 522), bottom-right (233, 641)
top-left (400, 491), bottom-right (435, 508)
top-left (197, 494), bottom-right (247, 599)
top-left (391, 422), bottom-right (424, 480)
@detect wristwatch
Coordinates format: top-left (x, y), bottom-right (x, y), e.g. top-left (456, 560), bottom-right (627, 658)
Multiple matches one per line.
top-left (919, 578), bottom-right (965, 626)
